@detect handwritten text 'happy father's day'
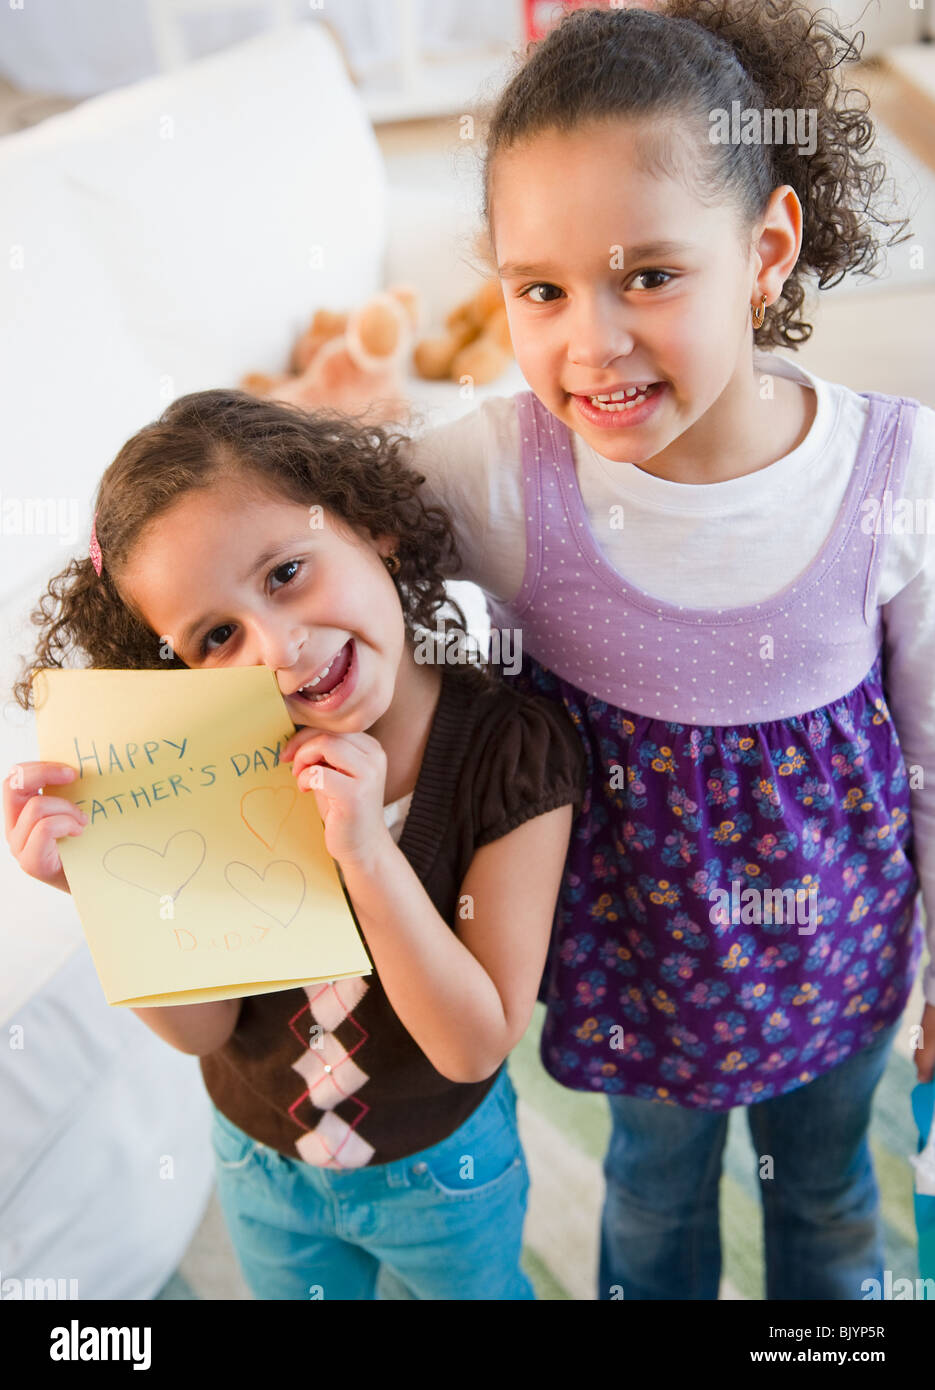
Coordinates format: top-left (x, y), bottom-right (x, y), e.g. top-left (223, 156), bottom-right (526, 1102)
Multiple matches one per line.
top-left (67, 737), bottom-right (284, 824)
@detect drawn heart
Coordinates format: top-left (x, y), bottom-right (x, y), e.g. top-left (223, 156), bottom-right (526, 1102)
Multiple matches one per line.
top-left (241, 787), bottom-right (297, 851)
top-left (103, 830), bottom-right (206, 901)
top-left (224, 859), bottom-right (306, 928)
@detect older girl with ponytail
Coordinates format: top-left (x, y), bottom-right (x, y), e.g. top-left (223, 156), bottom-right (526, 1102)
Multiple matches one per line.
top-left (404, 0), bottom-right (935, 1299)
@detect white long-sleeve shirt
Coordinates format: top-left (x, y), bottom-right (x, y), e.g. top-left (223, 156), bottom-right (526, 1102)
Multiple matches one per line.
top-left (405, 350), bottom-right (935, 1007)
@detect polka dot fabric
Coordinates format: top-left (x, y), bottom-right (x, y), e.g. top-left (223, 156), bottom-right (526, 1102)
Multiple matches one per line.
top-left (490, 392), bottom-right (918, 728)
top-left (488, 391), bottom-right (924, 1107)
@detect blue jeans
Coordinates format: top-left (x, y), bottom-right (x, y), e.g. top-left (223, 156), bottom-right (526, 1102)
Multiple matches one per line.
top-left (209, 1066), bottom-right (534, 1300)
top-left (600, 1022), bottom-right (898, 1300)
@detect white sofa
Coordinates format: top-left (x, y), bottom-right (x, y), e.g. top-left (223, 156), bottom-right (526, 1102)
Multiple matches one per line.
top-left (0, 20), bottom-right (527, 1299)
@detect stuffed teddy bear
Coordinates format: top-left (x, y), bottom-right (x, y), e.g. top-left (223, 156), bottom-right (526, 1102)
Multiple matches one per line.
top-left (241, 284), bottom-right (420, 425)
top-left (412, 277), bottom-right (514, 386)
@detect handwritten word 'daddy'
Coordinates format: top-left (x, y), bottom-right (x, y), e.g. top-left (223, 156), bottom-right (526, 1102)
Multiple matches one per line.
top-left (69, 737), bottom-right (286, 824)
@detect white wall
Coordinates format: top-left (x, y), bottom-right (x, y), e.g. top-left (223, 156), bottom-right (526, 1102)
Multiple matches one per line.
top-left (0, 0), bottom-right (520, 99)
top-left (814, 0), bottom-right (927, 54)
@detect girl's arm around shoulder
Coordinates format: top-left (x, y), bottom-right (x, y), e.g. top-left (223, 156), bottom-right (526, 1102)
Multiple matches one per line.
top-left (130, 997), bottom-right (243, 1057)
top-left (402, 395), bottom-right (522, 586)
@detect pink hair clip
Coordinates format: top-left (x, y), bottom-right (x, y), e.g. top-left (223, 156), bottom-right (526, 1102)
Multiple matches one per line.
top-left (89, 510), bottom-right (103, 576)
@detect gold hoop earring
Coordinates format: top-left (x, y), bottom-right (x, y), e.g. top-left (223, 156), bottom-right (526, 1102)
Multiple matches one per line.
top-left (384, 553), bottom-right (401, 576)
top-left (752, 295), bottom-right (767, 330)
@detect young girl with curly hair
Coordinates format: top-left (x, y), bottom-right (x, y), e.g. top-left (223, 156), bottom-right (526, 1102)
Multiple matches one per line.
top-left (4, 389), bottom-right (586, 1301)
top-left (403, 0), bottom-right (935, 1298)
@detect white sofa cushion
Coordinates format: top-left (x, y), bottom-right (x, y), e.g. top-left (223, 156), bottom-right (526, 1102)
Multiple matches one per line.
top-left (0, 945), bottom-right (215, 1301)
top-left (0, 20), bottom-right (387, 598)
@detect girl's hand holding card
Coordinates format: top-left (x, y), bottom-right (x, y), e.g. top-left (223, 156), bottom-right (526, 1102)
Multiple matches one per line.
top-left (283, 728), bottom-right (393, 874)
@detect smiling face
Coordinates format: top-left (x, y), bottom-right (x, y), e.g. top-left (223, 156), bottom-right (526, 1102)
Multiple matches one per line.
top-left (491, 116), bottom-right (763, 471)
top-left (120, 474), bottom-right (406, 734)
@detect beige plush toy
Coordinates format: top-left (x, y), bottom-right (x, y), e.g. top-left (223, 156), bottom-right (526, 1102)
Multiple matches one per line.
top-left (413, 277), bottom-right (514, 386)
top-left (241, 285), bottom-right (420, 425)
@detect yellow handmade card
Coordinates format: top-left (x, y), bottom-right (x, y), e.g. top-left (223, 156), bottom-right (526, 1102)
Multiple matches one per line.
top-left (32, 666), bottom-right (372, 1006)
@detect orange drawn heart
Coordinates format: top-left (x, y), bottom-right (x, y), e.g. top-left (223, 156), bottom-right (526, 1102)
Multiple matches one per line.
top-left (241, 786), bottom-right (297, 850)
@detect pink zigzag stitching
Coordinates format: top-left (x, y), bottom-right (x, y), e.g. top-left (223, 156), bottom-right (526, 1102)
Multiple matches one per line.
top-left (289, 983), bottom-right (371, 1060)
top-left (287, 984), bottom-right (371, 1136)
top-left (318, 1106), bottom-right (370, 1166)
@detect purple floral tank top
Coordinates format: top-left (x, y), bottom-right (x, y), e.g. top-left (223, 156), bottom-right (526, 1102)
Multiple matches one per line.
top-left (487, 390), bottom-right (923, 1108)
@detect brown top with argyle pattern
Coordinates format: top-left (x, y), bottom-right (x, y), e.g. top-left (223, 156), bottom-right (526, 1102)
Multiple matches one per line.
top-left (199, 663), bottom-right (586, 1167)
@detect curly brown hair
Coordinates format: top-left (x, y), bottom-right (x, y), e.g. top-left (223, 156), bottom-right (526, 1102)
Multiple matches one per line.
top-left (11, 389), bottom-right (495, 710)
top-left (481, 0), bottom-right (910, 350)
